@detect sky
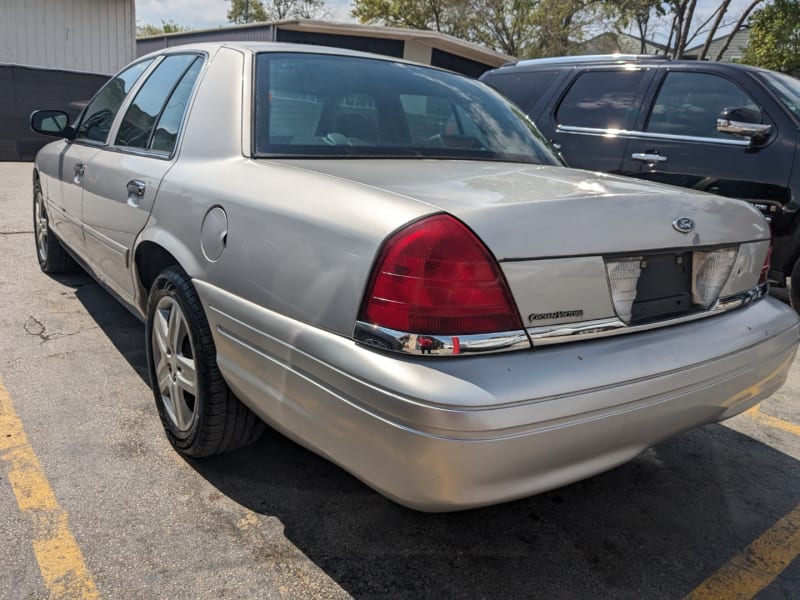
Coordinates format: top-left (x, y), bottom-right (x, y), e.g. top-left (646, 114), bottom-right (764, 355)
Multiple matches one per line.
top-left (136, 0), bottom-right (354, 29)
top-left (135, 0), bottom-right (757, 41)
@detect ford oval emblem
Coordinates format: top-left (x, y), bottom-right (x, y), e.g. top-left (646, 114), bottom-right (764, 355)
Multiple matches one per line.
top-left (672, 217), bottom-right (695, 234)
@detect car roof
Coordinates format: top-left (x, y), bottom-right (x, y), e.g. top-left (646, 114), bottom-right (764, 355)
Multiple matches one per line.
top-left (487, 54), bottom-right (775, 77)
top-left (139, 41), bottom-right (426, 68)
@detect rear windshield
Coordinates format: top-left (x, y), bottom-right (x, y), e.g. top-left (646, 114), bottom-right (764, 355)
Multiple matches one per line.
top-left (253, 52), bottom-right (558, 164)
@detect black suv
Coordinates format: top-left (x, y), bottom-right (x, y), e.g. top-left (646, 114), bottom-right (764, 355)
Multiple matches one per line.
top-left (481, 55), bottom-right (800, 306)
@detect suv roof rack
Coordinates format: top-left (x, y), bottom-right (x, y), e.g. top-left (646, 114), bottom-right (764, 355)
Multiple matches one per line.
top-left (506, 54), bottom-right (670, 68)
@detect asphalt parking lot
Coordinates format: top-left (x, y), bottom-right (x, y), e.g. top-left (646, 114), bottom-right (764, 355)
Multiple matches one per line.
top-left (1, 161), bottom-right (799, 600)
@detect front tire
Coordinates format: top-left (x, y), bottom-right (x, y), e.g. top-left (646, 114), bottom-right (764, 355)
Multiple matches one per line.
top-left (145, 267), bottom-right (264, 457)
top-left (33, 180), bottom-right (76, 274)
top-left (790, 259), bottom-right (800, 314)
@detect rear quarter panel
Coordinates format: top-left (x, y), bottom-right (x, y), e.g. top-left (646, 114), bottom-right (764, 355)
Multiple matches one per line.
top-left (149, 158), bottom-right (432, 335)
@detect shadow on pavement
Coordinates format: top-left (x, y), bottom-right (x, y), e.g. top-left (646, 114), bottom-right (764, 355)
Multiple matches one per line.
top-left (188, 426), bottom-right (799, 599)
top-left (55, 271), bottom-right (149, 382)
top-left (67, 269), bottom-right (800, 599)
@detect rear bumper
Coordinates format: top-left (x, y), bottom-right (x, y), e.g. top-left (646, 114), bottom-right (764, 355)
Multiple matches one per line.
top-left (195, 281), bottom-right (800, 511)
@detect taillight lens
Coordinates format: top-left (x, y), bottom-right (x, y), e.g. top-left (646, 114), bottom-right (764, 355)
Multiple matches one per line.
top-left (759, 245), bottom-right (772, 285)
top-left (359, 214), bottom-right (523, 335)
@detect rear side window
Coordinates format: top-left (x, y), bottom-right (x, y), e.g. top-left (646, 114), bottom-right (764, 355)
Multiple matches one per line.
top-left (556, 70), bottom-right (645, 130)
top-left (483, 71), bottom-right (559, 113)
top-left (150, 59), bottom-right (204, 153)
top-left (115, 54), bottom-right (200, 152)
top-left (75, 59), bottom-right (154, 143)
top-left (646, 71), bottom-right (759, 139)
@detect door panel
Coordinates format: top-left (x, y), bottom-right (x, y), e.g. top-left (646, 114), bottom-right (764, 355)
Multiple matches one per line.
top-left (80, 153), bottom-right (171, 300)
top-left (52, 143), bottom-right (101, 258)
top-left (621, 70), bottom-right (793, 214)
top-left (543, 68), bottom-right (653, 172)
top-left (78, 55), bottom-right (204, 301)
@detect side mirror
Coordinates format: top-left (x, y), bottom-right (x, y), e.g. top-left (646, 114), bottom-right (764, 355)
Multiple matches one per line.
top-left (716, 106), bottom-right (772, 144)
top-left (30, 110), bottom-right (73, 138)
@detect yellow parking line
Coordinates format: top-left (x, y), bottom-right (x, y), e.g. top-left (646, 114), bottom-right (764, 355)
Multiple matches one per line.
top-left (746, 405), bottom-right (800, 438)
top-left (0, 375), bottom-right (100, 599)
top-left (685, 502), bottom-right (800, 600)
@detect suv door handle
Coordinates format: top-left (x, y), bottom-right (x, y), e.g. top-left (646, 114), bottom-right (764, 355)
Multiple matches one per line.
top-left (73, 163), bottom-right (85, 180)
top-left (632, 152), bottom-right (668, 163)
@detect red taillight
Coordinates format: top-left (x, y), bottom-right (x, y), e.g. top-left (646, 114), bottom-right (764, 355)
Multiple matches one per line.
top-left (759, 245), bottom-right (772, 285)
top-left (359, 214), bottom-right (524, 335)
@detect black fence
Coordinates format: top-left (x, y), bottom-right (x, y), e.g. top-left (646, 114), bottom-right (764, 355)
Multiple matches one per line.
top-left (0, 65), bottom-right (107, 161)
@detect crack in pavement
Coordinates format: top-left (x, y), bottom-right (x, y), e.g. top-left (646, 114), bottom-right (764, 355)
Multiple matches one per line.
top-left (23, 315), bottom-right (97, 344)
top-left (0, 230), bottom-right (34, 235)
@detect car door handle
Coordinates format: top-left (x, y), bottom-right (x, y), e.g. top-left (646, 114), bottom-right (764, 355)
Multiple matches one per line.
top-left (73, 162), bottom-right (85, 179)
top-left (126, 180), bottom-right (146, 198)
top-left (632, 152), bottom-right (668, 163)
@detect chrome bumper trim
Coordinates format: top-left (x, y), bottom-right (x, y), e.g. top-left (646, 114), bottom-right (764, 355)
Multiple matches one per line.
top-left (353, 321), bottom-right (531, 356)
top-left (527, 283), bottom-right (768, 346)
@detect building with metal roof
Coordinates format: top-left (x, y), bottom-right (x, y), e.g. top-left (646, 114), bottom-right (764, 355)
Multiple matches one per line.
top-left (137, 19), bottom-right (514, 78)
top-left (1, 0), bottom-right (135, 160)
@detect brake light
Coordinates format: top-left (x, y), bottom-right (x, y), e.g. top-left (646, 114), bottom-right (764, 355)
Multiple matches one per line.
top-left (759, 245), bottom-right (772, 285)
top-left (359, 214), bottom-right (523, 335)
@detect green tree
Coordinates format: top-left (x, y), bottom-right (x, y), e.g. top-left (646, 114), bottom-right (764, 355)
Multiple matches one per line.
top-left (352, 0), bottom-right (589, 57)
top-left (136, 19), bottom-right (191, 38)
top-left (351, 0), bottom-right (470, 35)
top-left (742, 0), bottom-right (800, 76)
top-left (227, 0), bottom-right (269, 23)
top-left (227, 0), bottom-right (326, 23)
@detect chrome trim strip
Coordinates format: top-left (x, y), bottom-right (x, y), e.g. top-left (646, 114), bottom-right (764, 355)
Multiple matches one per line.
top-left (557, 125), bottom-right (750, 146)
top-left (353, 322), bottom-right (531, 356)
top-left (528, 284), bottom-right (768, 346)
top-left (513, 54), bottom-right (666, 67)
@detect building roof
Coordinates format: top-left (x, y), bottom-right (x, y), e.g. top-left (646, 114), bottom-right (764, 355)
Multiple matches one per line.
top-left (685, 27), bottom-right (751, 61)
top-left (137, 19), bottom-right (514, 68)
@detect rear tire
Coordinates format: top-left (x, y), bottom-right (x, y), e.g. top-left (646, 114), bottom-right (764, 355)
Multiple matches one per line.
top-left (33, 180), bottom-right (77, 274)
top-left (145, 266), bottom-right (265, 457)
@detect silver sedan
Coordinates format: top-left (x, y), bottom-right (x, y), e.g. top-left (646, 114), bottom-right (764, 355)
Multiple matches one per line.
top-left (30, 43), bottom-right (799, 511)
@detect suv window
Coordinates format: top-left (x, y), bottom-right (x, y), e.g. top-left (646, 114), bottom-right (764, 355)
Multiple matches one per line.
top-left (74, 59), bottom-right (154, 143)
top-left (646, 71), bottom-right (759, 139)
top-left (483, 71), bottom-right (559, 113)
top-left (115, 54), bottom-right (199, 151)
top-left (556, 70), bottom-right (645, 130)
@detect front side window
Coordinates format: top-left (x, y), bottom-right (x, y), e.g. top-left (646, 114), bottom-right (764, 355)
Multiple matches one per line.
top-left (759, 70), bottom-right (800, 122)
top-left (556, 70), bottom-right (645, 130)
top-left (646, 71), bottom-right (759, 139)
top-left (253, 53), bottom-right (558, 164)
top-left (115, 54), bottom-right (200, 151)
top-left (75, 59), bottom-right (154, 143)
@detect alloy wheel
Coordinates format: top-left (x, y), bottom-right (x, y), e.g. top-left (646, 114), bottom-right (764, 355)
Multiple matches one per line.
top-left (34, 189), bottom-right (48, 263)
top-left (151, 296), bottom-right (199, 432)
